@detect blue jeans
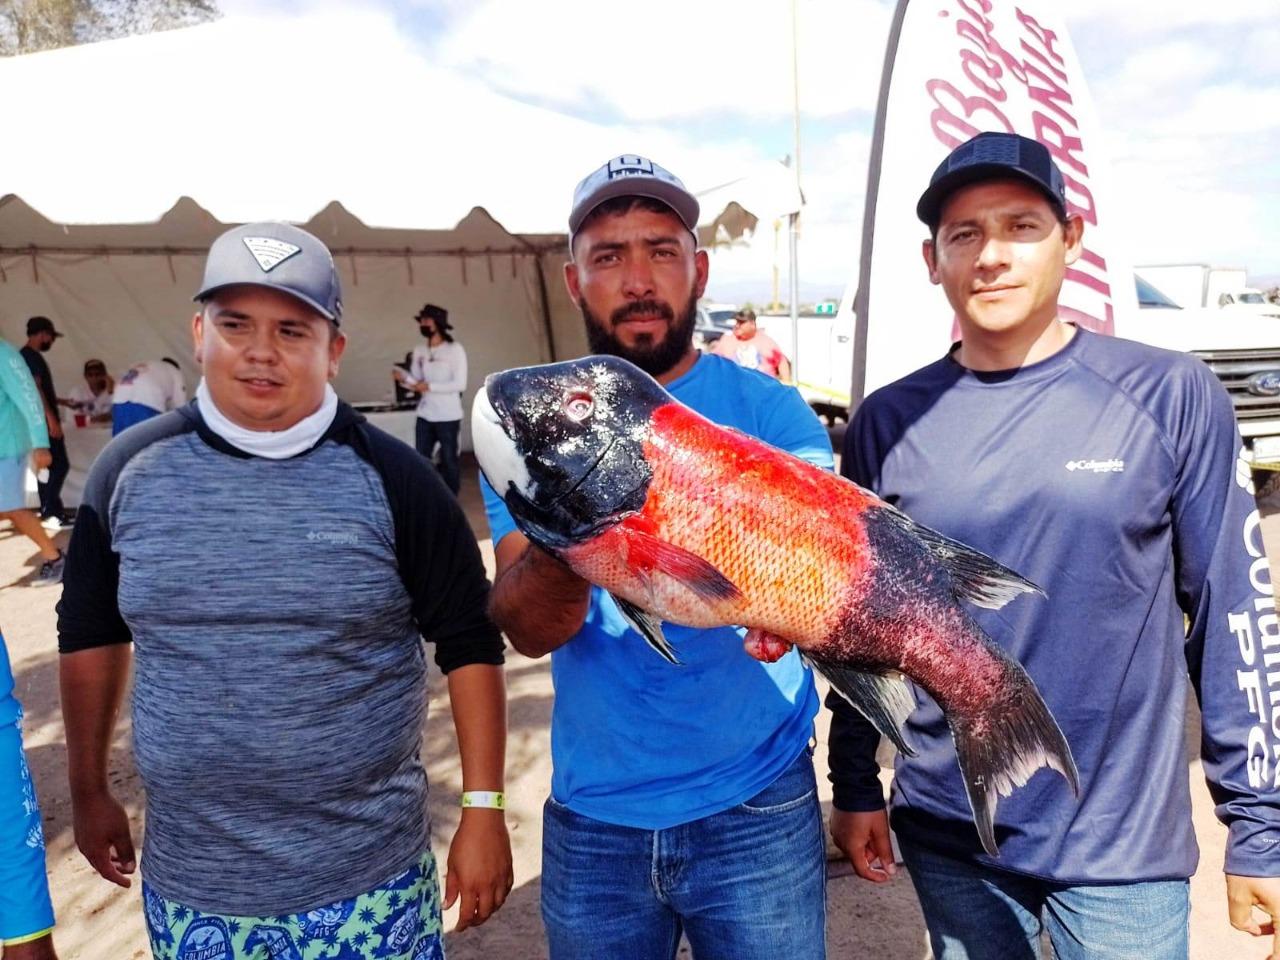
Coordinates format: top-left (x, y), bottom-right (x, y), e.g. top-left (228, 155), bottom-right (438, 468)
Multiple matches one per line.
top-left (415, 418), bottom-right (460, 495)
top-left (540, 748), bottom-right (826, 960)
top-left (898, 836), bottom-right (1189, 960)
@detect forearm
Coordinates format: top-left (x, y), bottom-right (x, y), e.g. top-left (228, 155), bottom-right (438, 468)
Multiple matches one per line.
top-left (446, 663), bottom-right (506, 793)
top-left (489, 544), bottom-right (590, 658)
top-left (59, 645), bottom-right (131, 799)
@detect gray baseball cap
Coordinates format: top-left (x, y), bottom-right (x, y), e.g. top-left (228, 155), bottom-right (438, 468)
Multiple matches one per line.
top-left (194, 222), bottom-right (343, 323)
top-left (568, 155), bottom-right (700, 245)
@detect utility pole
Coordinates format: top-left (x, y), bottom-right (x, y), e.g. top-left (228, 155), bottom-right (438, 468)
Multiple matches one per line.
top-left (789, 0), bottom-right (802, 376)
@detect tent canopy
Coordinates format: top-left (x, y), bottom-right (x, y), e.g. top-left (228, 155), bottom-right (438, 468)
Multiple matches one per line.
top-left (0, 13), bottom-right (801, 428)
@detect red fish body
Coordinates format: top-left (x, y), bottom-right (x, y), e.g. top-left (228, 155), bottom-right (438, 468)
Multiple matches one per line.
top-left (473, 355), bottom-right (1078, 854)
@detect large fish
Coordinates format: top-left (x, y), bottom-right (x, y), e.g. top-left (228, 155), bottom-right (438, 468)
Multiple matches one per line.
top-left (473, 355), bottom-right (1078, 855)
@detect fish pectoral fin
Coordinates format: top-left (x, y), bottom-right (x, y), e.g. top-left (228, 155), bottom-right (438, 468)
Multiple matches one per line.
top-left (610, 593), bottom-right (681, 665)
top-left (809, 658), bottom-right (918, 758)
top-left (617, 525), bottom-right (742, 604)
top-left (878, 506), bottom-right (1044, 609)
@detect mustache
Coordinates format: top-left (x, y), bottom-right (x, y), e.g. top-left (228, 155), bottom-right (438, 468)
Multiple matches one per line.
top-left (610, 299), bottom-right (675, 325)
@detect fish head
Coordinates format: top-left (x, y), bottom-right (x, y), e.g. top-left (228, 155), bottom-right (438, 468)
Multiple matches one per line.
top-left (472, 355), bottom-right (667, 546)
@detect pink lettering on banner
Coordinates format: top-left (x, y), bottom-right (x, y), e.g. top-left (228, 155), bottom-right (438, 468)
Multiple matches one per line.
top-left (959, 47), bottom-right (1007, 101)
top-left (1032, 113), bottom-right (1089, 176)
top-left (1024, 59), bottom-right (1076, 127)
top-left (1062, 171), bottom-right (1099, 226)
top-left (925, 78), bottom-right (1013, 149)
top-left (1015, 7), bottom-right (1065, 69)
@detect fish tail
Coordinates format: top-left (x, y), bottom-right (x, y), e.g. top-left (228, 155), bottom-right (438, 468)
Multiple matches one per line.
top-left (949, 657), bottom-right (1079, 858)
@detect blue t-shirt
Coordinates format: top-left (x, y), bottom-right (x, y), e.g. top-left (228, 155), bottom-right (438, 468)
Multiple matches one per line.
top-left (483, 354), bottom-right (833, 829)
top-left (828, 329), bottom-right (1279, 882)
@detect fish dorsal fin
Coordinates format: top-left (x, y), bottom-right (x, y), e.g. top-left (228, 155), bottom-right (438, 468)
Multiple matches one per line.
top-left (879, 506), bottom-right (1044, 609)
top-left (808, 656), bottom-right (918, 758)
top-left (615, 520), bottom-right (742, 605)
top-left (610, 593), bottom-right (680, 665)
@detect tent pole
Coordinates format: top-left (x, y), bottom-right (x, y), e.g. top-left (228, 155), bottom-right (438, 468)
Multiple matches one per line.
top-left (532, 251), bottom-right (558, 362)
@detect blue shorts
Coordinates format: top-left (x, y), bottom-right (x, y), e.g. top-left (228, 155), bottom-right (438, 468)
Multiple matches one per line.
top-left (0, 455), bottom-right (28, 513)
top-left (0, 634), bottom-right (56, 945)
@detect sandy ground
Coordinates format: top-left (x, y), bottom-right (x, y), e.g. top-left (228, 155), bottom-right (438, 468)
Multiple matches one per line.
top-left (3, 451), bottom-right (1278, 960)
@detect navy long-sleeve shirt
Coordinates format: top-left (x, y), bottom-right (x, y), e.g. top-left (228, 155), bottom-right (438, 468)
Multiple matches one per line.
top-left (827, 328), bottom-right (1280, 882)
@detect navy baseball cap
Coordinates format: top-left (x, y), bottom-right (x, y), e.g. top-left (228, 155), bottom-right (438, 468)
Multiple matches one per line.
top-left (194, 222), bottom-right (343, 323)
top-left (916, 132), bottom-right (1068, 229)
top-left (569, 154), bottom-right (700, 245)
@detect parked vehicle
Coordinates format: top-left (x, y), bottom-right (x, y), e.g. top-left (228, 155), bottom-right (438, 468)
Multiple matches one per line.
top-left (1135, 264), bottom-right (1280, 318)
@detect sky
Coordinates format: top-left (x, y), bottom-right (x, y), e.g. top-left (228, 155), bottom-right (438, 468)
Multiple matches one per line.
top-left (202, 0), bottom-right (1280, 302)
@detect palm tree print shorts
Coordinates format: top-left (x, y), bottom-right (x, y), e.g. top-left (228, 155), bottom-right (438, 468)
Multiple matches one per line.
top-left (142, 851), bottom-right (444, 960)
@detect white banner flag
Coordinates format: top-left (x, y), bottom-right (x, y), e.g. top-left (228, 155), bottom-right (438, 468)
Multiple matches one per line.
top-left (852, 0), bottom-right (1138, 401)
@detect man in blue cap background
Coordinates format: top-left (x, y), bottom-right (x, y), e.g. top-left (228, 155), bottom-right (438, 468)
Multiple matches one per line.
top-left (58, 221), bottom-right (513, 959)
top-left (827, 132), bottom-right (1280, 958)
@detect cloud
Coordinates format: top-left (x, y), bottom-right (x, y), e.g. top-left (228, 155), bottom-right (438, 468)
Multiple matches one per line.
top-left (431, 0), bottom-right (892, 122)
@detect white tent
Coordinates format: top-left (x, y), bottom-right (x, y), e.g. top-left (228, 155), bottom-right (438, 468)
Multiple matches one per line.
top-left (0, 13), bottom-right (802, 440)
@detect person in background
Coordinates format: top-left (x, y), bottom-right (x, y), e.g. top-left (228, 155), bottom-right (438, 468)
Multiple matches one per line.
top-left (19, 317), bottom-right (70, 530)
top-left (67, 360), bottom-right (114, 426)
top-left (484, 154), bottom-right (832, 960)
top-left (111, 358), bottom-right (185, 436)
top-left (59, 221), bottom-right (510, 959)
top-left (0, 338), bottom-right (64, 584)
top-left (0, 627), bottom-right (59, 959)
top-left (711, 309), bottom-right (792, 380)
top-left (394, 304), bottom-right (467, 495)
top-left (827, 131), bottom-right (1280, 959)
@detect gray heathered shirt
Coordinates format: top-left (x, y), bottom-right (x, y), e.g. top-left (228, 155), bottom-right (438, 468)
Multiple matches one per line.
top-left (57, 403), bottom-right (504, 915)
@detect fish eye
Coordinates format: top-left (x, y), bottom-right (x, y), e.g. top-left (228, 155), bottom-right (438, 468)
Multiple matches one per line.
top-left (564, 391), bottom-right (594, 422)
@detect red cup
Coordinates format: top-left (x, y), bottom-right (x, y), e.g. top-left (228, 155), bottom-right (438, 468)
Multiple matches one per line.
top-left (74, 411), bottom-right (87, 428)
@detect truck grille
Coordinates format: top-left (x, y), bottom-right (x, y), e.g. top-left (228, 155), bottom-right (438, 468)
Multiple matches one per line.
top-left (1192, 348), bottom-right (1280, 423)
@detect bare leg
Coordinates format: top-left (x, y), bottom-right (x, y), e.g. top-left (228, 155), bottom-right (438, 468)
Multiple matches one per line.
top-left (1, 510), bottom-right (60, 561)
top-left (3, 933), bottom-right (59, 959)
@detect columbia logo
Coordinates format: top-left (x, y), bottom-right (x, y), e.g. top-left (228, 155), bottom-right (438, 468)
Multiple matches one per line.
top-left (1065, 458), bottom-right (1124, 474)
top-left (306, 530), bottom-right (358, 545)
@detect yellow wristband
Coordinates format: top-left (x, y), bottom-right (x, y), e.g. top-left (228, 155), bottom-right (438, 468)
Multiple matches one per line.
top-left (460, 790), bottom-right (505, 810)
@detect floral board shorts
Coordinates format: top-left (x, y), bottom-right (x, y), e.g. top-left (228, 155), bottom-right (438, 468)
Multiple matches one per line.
top-left (142, 851), bottom-right (444, 960)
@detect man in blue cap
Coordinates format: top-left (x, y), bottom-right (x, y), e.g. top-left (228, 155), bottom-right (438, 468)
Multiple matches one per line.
top-left (483, 155), bottom-right (834, 959)
top-left (827, 132), bottom-right (1280, 958)
top-left (59, 222), bottom-right (513, 959)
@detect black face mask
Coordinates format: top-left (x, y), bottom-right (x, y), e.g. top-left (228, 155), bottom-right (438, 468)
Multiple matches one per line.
top-left (419, 325), bottom-right (434, 339)
top-left (38, 338), bottom-right (53, 353)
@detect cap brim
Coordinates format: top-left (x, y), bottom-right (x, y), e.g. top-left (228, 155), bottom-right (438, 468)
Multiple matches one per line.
top-left (193, 281), bottom-right (338, 322)
top-left (569, 179), bottom-right (700, 237)
top-left (916, 165), bottom-right (1064, 228)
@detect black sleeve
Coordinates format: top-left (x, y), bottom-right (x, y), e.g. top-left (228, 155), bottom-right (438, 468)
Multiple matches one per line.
top-left (57, 411), bottom-right (192, 653)
top-left (825, 401), bottom-right (891, 810)
top-left (354, 422), bottom-right (504, 673)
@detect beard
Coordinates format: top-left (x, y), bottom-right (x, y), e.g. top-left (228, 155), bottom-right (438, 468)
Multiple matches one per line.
top-left (581, 294), bottom-right (697, 377)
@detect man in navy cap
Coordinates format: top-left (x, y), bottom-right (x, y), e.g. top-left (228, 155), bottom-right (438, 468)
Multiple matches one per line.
top-left (827, 132), bottom-right (1280, 958)
top-left (483, 156), bottom-right (834, 959)
top-left (59, 222), bottom-right (513, 959)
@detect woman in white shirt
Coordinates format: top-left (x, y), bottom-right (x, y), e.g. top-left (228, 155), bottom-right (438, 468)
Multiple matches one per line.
top-left (394, 304), bottom-right (467, 494)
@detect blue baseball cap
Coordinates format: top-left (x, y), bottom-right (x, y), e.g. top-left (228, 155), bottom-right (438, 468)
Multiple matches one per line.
top-left (194, 222), bottom-right (343, 323)
top-left (916, 132), bottom-right (1068, 229)
top-left (569, 154), bottom-right (700, 245)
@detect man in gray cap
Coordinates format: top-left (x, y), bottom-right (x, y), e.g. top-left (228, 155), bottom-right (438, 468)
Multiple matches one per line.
top-left (482, 156), bottom-right (834, 959)
top-left (59, 222), bottom-right (513, 959)
top-left (827, 131), bottom-right (1280, 958)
